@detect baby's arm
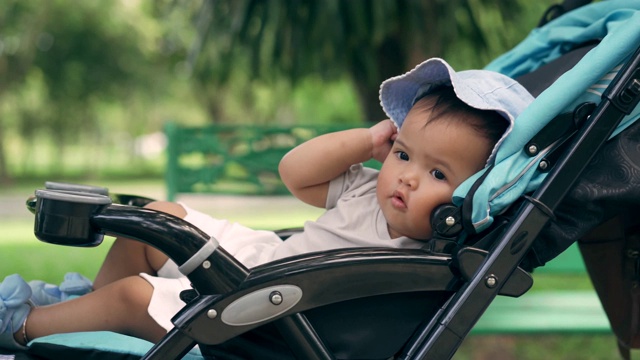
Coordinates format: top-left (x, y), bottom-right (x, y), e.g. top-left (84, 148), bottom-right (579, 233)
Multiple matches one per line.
top-left (279, 120), bottom-right (397, 208)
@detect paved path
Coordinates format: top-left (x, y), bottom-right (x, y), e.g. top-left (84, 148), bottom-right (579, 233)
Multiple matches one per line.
top-left (0, 182), bottom-right (322, 228)
top-left (0, 193), bottom-right (35, 220)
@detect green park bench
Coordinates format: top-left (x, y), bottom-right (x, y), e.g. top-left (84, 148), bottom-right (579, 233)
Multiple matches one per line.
top-left (164, 122), bottom-right (373, 201)
top-left (164, 122), bottom-right (610, 337)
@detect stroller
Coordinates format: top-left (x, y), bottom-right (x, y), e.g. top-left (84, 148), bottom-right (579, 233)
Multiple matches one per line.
top-left (6, 0), bottom-right (640, 359)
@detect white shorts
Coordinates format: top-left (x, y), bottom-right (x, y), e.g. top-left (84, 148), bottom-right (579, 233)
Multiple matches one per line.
top-left (140, 204), bottom-right (282, 332)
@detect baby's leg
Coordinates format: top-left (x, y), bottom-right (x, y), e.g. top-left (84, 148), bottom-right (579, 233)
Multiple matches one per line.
top-left (93, 201), bottom-right (186, 289)
top-left (18, 276), bottom-right (166, 345)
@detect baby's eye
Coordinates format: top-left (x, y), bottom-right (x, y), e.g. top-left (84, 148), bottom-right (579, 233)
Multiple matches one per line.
top-left (395, 151), bottom-right (409, 161)
top-left (430, 169), bottom-right (446, 180)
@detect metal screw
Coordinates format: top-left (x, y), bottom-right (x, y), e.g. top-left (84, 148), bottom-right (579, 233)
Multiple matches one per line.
top-left (485, 275), bottom-right (498, 288)
top-left (202, 260), bottom-right (211, 269)
top-left (445, 216), bottom-right (456, 227)
top-left (528, 145), bottom-right (538, 155)
top-left (269, 291), bottom-right (283, 305)
top-left (538, 160), bottom-right (549, 171)
top-left (207, 309), bottom-right (217, 319)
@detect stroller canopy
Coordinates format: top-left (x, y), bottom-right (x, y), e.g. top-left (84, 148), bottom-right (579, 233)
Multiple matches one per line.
top-left (453, 0), bottom-right (640, 232)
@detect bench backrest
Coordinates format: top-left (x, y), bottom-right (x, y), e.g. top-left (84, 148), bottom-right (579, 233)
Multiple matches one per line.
top-left (164, 122), bottom-right (378, 200)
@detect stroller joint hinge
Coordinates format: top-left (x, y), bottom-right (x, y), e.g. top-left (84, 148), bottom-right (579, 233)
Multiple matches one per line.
top-left (522, 195), bottom-right (556, 221)
top-left (625, 248), bottom-right (640, 282)
top-left (524, 102), bottom-right (595, 164)
top-left (626, 249), bottom-right (640, 282)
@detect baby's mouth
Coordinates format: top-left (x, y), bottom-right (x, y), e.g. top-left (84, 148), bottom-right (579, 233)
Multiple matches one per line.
top-left (391, 190), bottom-right (407, 209)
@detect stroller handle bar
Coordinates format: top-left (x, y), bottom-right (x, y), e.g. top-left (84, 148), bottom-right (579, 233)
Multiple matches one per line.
top-left (31, 188), bottom-right (250, 294)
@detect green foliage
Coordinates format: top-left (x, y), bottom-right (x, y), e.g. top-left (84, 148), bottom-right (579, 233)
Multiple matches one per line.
top-left (0, 0), bottom-right (554, 181)
top-left (195, 0), bottom-right (532, 80)
top-left (183, 0), bottom-right (551, 122)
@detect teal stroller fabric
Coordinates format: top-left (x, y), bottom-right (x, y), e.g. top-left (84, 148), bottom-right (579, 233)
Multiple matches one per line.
top-left (452, 0), bottom-right (640, 233)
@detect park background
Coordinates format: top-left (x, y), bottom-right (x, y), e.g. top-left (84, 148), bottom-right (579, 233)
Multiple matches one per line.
top-left (0, 1), bottom-right (621, 359)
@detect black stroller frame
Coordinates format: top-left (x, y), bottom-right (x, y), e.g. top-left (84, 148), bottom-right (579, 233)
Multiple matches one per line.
top-left (24, 43), bottom-right (640, 360)
top-left (410, 45), bottom-right (640, 360)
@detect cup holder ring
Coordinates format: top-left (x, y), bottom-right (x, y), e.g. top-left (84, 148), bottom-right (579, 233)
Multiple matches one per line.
top-left (44, 181), bottom-right (109, 196)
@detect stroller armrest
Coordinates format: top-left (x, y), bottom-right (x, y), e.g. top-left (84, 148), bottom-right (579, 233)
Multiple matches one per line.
top-left (170, 248), bottom-right (457, 345)
top-left (91, 204), bottom-right (251, 293)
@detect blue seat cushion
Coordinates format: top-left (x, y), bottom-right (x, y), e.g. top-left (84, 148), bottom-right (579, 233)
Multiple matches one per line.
top-left (26, 331), bottom-right (203, 360)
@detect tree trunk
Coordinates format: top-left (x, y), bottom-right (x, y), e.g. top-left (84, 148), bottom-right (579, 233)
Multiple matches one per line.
top-left (0, 123), bottom-right (11, 183)
top-left (352, 36), bottom-right (409, 124)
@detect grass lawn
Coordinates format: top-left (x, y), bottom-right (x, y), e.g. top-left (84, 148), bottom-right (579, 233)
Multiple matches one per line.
top-left (0, 218), bottom-right (112, 283)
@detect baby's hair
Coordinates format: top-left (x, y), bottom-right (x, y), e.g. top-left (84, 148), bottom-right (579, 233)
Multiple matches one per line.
top-left (415, 86), bottom-right (508, 147)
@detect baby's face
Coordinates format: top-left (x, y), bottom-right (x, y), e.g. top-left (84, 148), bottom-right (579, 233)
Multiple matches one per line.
top-left (376, 107), bottom-right (492, 240)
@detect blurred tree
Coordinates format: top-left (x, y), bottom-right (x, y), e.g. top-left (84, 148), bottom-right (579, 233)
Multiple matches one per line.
top-left (161, 0), bottom-right (542, 124)
top-left (0, 0), bottom-right (551, 181)
top-left (32, 3), bottom-right (158, 168)
top-left (0, 1), bottom-right (40, 181)
top-left (0, 1), bottom-right (169, 181)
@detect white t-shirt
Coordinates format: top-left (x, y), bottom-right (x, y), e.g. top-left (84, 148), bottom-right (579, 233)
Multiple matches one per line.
top-left (170, 163), bottom-right (426, 269)
top-left (268, 164), bottom-right (425, 262)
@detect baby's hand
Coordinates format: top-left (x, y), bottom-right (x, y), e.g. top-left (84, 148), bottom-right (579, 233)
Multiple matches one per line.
top-left (369, 120), bottom-right (398, 163)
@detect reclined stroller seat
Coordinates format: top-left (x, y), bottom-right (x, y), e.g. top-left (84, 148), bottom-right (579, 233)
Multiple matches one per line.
top-left (7, 1), bottom-right (640, 359)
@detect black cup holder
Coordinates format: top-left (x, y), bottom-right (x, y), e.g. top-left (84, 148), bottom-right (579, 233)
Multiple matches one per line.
top-left (34, 189), bottom-right (113, 247)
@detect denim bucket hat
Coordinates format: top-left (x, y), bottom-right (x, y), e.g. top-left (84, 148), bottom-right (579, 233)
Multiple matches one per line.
top-left (379, 58), bottom-right (534, 165)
